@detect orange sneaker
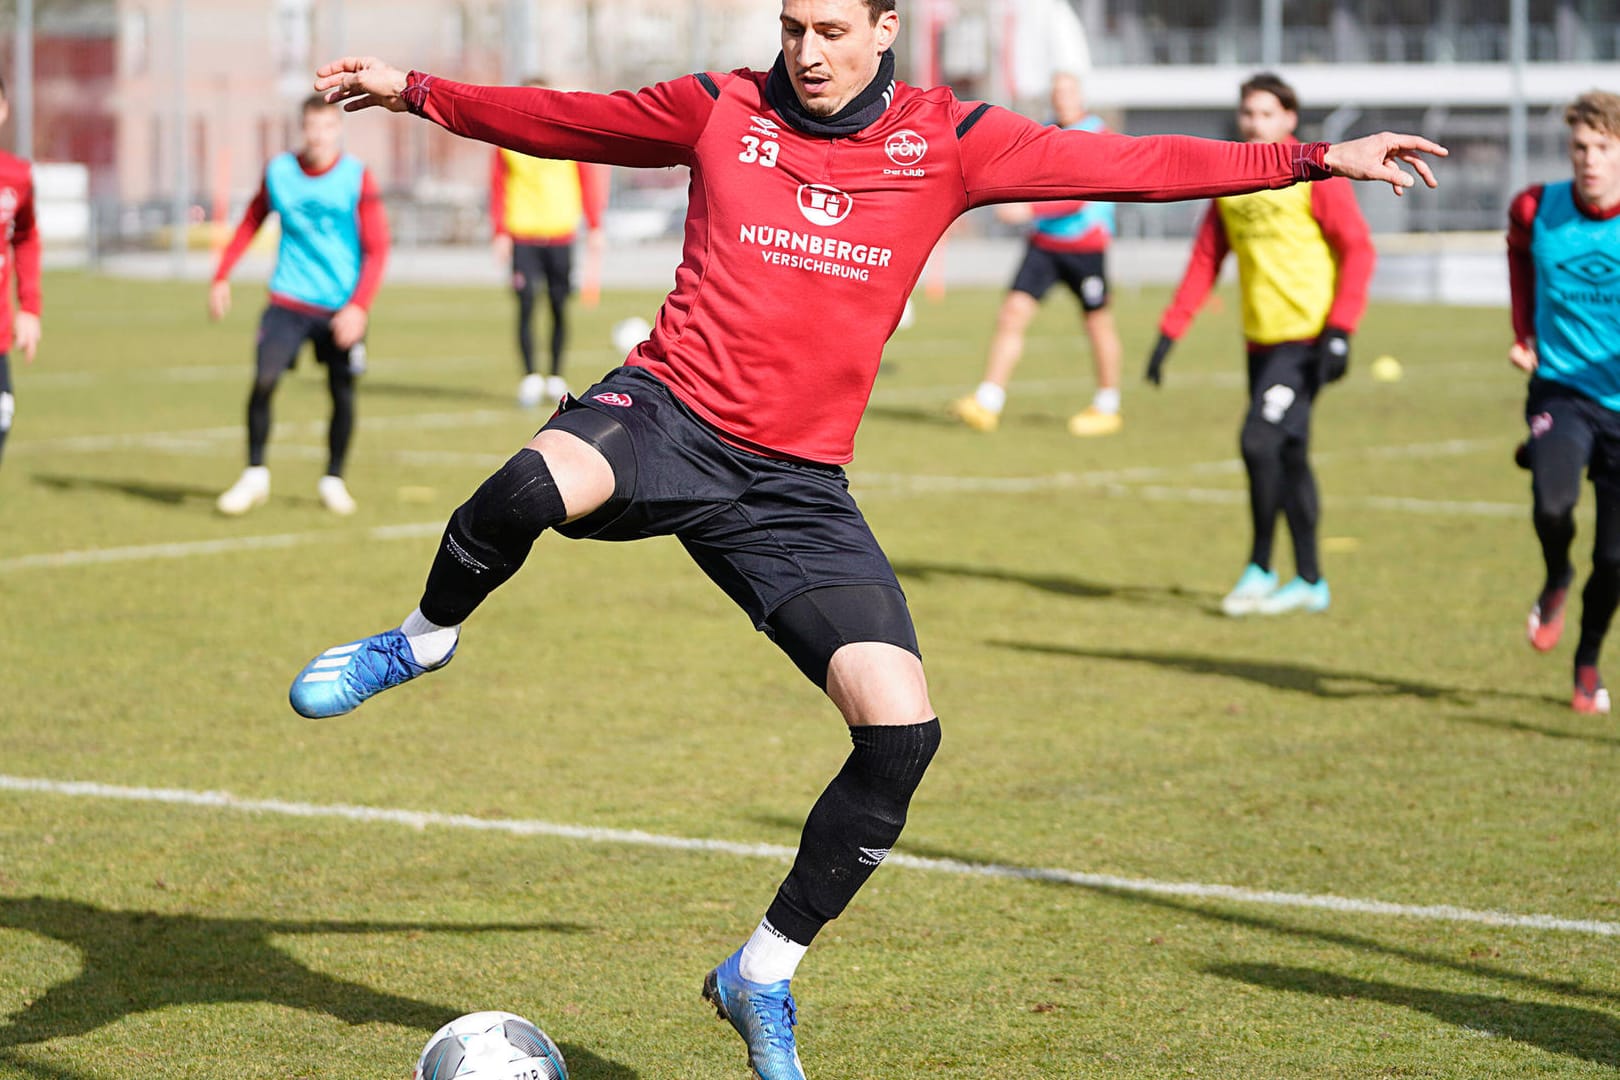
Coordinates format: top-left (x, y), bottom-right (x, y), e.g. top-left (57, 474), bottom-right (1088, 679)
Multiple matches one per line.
top-left (1573, 665), bottom-right (1611, 714)
top-left (1527, 579), bottom-right (1571, 652)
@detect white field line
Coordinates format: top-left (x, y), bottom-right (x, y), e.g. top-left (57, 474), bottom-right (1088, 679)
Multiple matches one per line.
top-left (1096, 484), bottom-right (1525, 519)
top-left (0, 522), bottom-right (444, 573)
top-left (0, 773), bottom-right (1612, 938)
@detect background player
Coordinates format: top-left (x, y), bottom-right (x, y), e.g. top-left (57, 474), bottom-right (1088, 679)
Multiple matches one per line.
top-left (491, 76), bottom-right (605, 408)
top-left (0, 73), bottom-right (43, 475)
top-left (291, 7), bottom-right (1442, 1076)
top-left (1507, 90), bottom-right (1620, 714)
top-left (951, 72), bottom-right (1124, 436)
top-left (209, 94), bottom-right (390, 516)
top-left (1145, 73), bottom-right (1374, 617)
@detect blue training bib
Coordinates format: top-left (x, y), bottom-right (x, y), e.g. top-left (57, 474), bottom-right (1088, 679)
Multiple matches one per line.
top-left (1532, 180), bottom-right (1620, 409)
top-left (266, 152), bottom-right (365, 311)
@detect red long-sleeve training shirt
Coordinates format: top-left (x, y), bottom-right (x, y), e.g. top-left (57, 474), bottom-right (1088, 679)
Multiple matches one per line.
top-left (0, 151), bottom-right (42, 354)
top-left (407, 68), bottom-right (1329, 463)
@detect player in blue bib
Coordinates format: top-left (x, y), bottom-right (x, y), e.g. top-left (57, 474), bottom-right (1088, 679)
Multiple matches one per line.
top-left (951, 73), bottom-right (1125, 437)
top-left (209, 94), bottom-right (390, 516)
top-left (1508, 90), bottom-right (1620, 713)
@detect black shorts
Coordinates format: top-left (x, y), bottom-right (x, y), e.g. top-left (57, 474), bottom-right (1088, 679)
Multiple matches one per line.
top-left (1009, 245), bottom-right (1109, 312)
top-left (256, 304), bottom-right (364, 381)
top-left (1524, 377), bottom-right (1620, 493)
top-left (512, 242), bottom-right (573, 297)
top-left (543, 366), bottom-right (907, 631)
top-left (1244, 341), bottom-right (1319, 441)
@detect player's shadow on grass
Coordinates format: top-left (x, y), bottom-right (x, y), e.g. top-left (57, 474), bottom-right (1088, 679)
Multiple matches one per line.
top-left (0, 895), bottom-right (638, 1079)
top-left (32, 473), bottom-right (227, 508)
top-left (859, 403), bottom-right (978, 428)
top-left (1444, 712), bottom-right (1620, 747)
top-left (1209, 962), bottom-right (1620, 1068)
top-left (996, 640), bottom-right (1559, 706)
top-left (894, 561), bottom-right (1213, 609)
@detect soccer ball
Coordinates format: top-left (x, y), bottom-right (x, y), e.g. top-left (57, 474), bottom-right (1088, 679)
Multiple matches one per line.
top-left (415, 1011), bottom-right (568, 1080)
top-left (611, 316), bottom-right (652, 355)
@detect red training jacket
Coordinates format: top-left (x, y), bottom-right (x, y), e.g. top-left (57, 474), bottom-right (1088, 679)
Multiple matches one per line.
top-left (407, 69), bottom-right (1330, 464)
top-left (0, 151), bottom-right (42, 354)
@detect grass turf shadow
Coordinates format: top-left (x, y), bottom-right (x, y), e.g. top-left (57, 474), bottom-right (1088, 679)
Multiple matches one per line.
top-left (895, 561), bottom-right (1213, 609)
top-left (0, 895), bottom-right (637, 1078)
top-left (995, 640), bottom-right (1561, 706)
top-left (31, 473), bottom-right (243, 508)
top-left (1208, 962), bottom-right (1620, 1069)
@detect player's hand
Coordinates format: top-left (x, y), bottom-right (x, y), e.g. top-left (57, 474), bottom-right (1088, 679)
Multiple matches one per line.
top-left (1316, 327), bottom-right (1351, 384)
top-left (994, 203), bottom-right (1035, 226)
top-left (586, 227), bottom-right (605, 257)
top-left (13, 311), bottom-right (41, 364)
top-left (1144, 333), bottom-right (1175, 386)
top-left (1509, 341), bottom-right (1539, 374)
top-left (331, 304), bottom-right (369, 350)
top-left (492, 233), bottom-right (513, 265)
top-left (208, 280), bottom-right (232, 321)
top-left (314, 57), bottom-right (411, 113)
top-left (1322, 133), bottom-right (1448, 196)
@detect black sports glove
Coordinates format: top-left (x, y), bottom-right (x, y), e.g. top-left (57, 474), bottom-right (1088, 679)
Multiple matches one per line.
top-left (1145, 334), bottom-right (1175, 386)
top-left (1317, 327), bottom-right (1351, 384)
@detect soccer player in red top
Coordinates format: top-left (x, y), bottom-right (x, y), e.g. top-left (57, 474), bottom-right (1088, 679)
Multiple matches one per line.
top-left (0, 74), bottom-right (44, 475)
top-left (288, 4), bottom-right (1443, 1075)
top-left (1507, 91), bottom-right (1620, 713)
top-left (1146, 73), bottom-right (1376, 618)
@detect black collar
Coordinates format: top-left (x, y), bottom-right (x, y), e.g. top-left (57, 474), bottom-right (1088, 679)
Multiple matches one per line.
top-left (765, 49), bottom-right (896, 138)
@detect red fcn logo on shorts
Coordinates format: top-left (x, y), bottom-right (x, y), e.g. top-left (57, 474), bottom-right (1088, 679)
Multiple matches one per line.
top-left (593, 392), bottom-right (634, 408)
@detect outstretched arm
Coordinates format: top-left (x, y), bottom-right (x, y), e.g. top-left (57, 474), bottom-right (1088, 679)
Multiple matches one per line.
top-left (314, 56), bottom-right (718, 169)
top-left (958, 104), bottom-right (1446, 207)
top-left (11, 171), bottom-right (41, 363)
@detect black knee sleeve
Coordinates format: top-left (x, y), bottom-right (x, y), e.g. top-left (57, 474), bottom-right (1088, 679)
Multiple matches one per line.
top-left (764, 585), bottom-right (920, 689)
top-left (419, 449), bottom-right (568, 625)
top-left (764, 718), bottom-right (941, 945)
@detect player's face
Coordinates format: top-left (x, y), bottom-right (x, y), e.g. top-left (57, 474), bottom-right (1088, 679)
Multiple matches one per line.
top-left (1050, 74), bottom-right (1084, 127)
top-left (0, 95), bottom-right (9, 130)
top-left (1570, 121), bottom-right (1620, 210)
top-left (1237, 91), bottom-right (1296, 144)
top-left (779, 0), bottom-right (900, 117)
top-left (301, 106), bottom-right (343, 164)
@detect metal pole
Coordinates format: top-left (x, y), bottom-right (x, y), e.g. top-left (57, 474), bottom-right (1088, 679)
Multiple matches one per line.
top-left (1261, 0), bottom-right (1283, 66)
top-left (1508, 0), bottom-right (1528, 200)
top-left (14, 0), bottom-right (34, 159)
top-left (171, 0), bottom-right (189, 275)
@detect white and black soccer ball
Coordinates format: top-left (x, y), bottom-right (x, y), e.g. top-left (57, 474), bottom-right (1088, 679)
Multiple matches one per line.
top-left (611, 316), bottom-right (652, 355)
top-left (415, 1011), bottom-right (568, 1080)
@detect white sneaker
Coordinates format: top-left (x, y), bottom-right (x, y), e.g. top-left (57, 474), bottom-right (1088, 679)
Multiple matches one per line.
top-left (318, 475), bottom-right (357, 516)
top-left (216, 466), bottom-right (270, 516)
top-left (1220, 563), bottom-right (1278, 617)
top-left (545, 375), bottom-right (569, 401)
top-left (517, 373), bottom-right (545, 408)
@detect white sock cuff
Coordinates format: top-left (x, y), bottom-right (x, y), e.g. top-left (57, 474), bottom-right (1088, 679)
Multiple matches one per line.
top-left (974, 381), bottom-right (1007, 413)
top-left (738, 917), bottom-right (809, 984)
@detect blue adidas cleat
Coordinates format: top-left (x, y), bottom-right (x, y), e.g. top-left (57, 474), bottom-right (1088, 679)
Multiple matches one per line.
top-left (702, 949), bottom-right (806, 1080)
top-left (1255, 576), bottom-right (1331, 615)
top-left (288, 629), bottom-right (453, 718)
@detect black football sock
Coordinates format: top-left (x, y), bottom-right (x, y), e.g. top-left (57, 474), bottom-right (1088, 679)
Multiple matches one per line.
top-left (517, 287), bottom-right (538, 376)
top-left (548, 286), bottom-right (569, 378)
top-left (1241, 419), bottom-right (1286, 571)
top-left (764, 718), bottom-right (941, 946)
top-left (247, 378), bottom-right (276, 467)
top-left (418, 449), bottom-right (567, 626)
top-left (1280, 437), bottom-right (1321, 583)
top-left (326, 364), bottom-right (356, 477)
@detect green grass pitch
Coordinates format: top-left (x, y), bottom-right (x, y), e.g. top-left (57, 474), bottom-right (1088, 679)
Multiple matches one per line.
top-left (0, 271), bottom-right (1616, 1078)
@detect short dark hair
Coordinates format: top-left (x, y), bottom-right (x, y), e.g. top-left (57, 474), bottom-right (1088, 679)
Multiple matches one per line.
top-left (1240, 72), bottom-right (1298, 113)
top-left (1566, 90), bottom-right (1620, 138)
top-left (523, 75), bottom-right (550, 89)
top-left (0, 74), bottom-right (7, 100)
top-left (302, 92), bottom-right (338, 116)
top-left (862, 0), bottom-right (896, 20)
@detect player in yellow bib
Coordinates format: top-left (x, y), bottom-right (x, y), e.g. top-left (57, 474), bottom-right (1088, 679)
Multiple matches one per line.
top-left (1147, 73), bottom-right (1375, 616)
top-left (490, 77), bottom-right (605, 407)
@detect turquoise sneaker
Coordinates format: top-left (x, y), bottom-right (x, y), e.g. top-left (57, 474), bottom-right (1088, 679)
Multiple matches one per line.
top-left (1255, 576), bottom-right (1331, 615)
top-left (1220, 563), bottom-right (1279, 616)
top-left (702, 949), bottom-right (806, 1080)
top-left (288, 629), bottom-right (453, 718)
